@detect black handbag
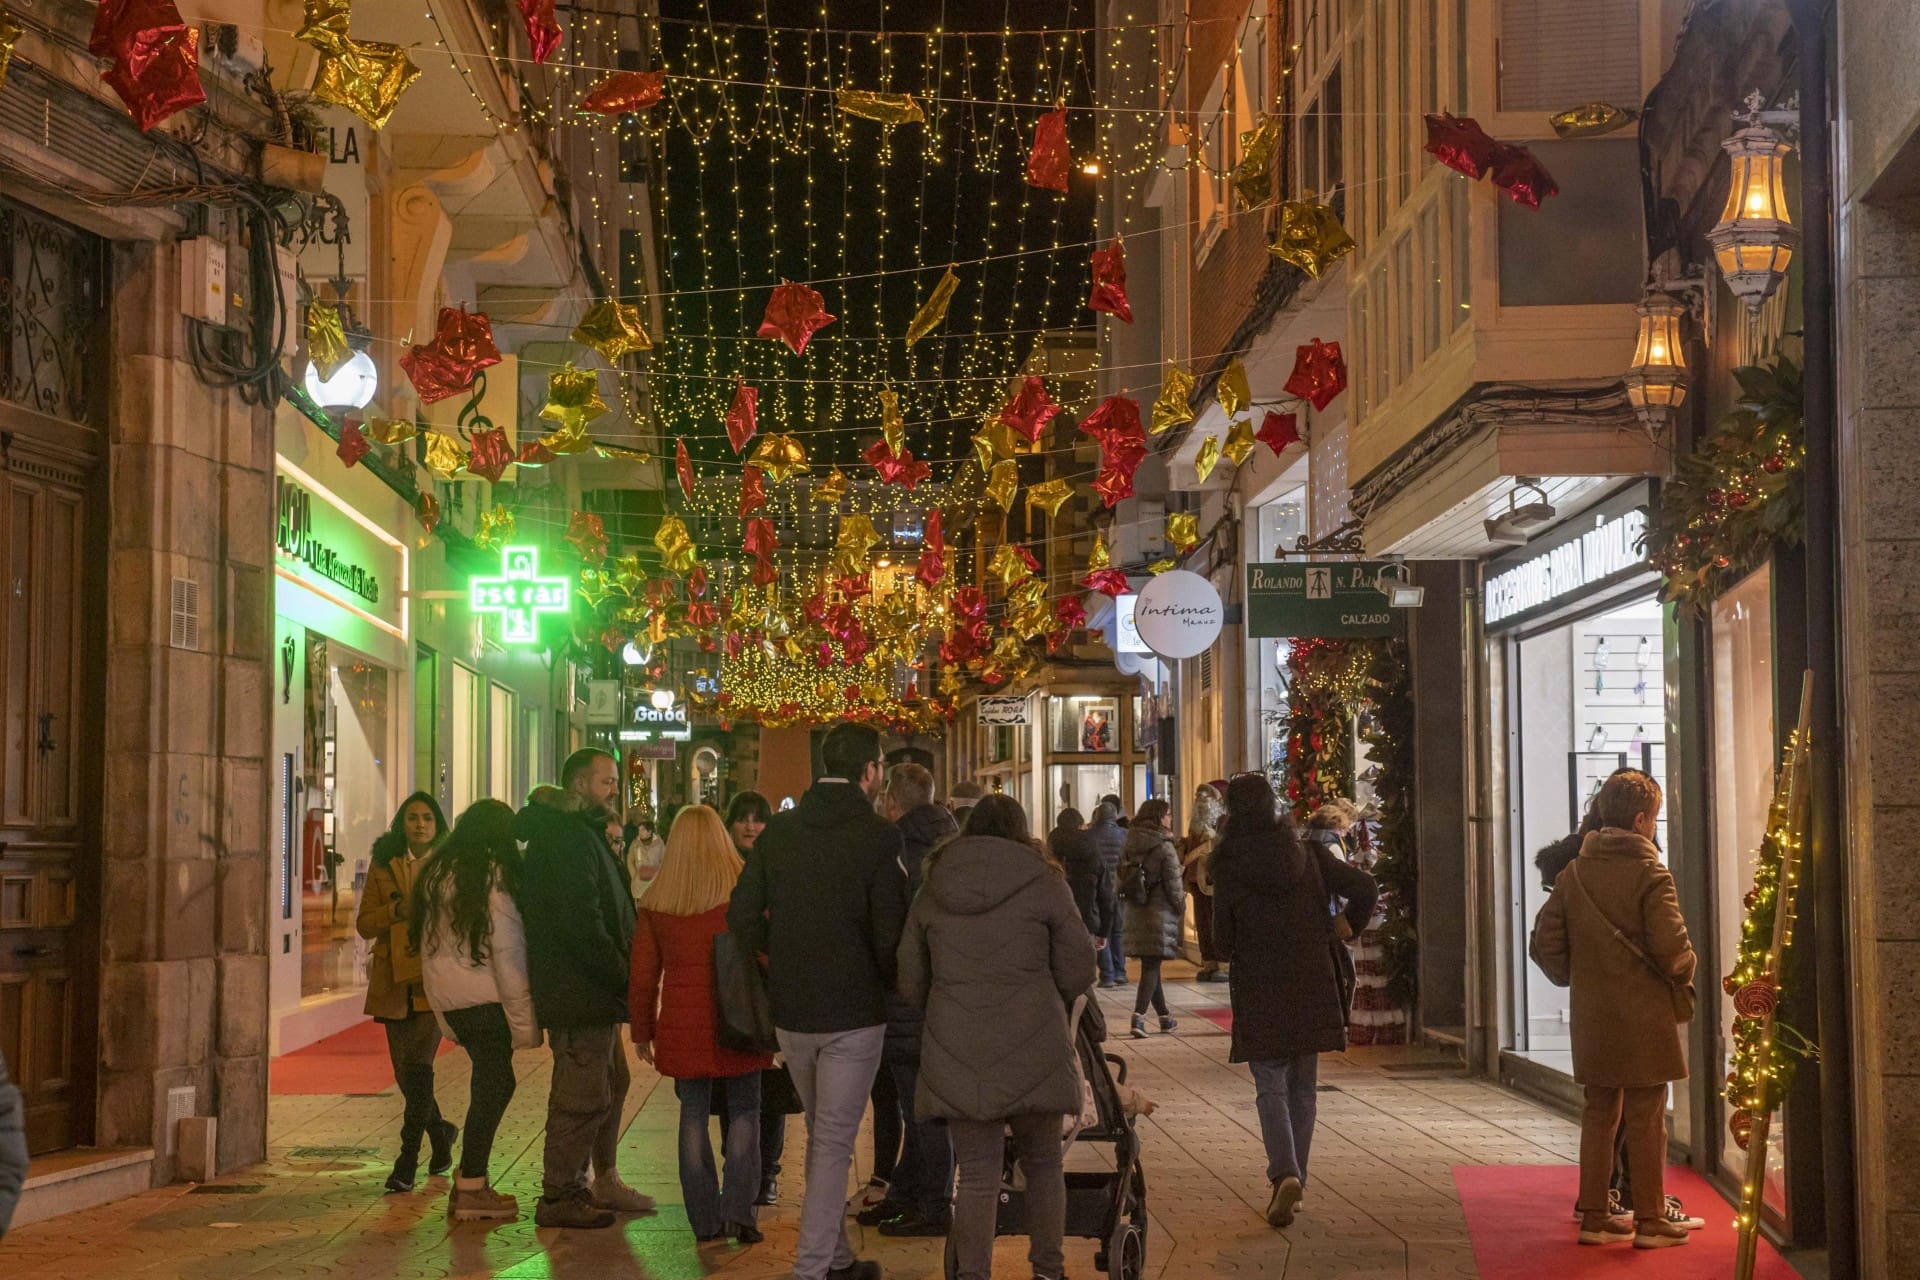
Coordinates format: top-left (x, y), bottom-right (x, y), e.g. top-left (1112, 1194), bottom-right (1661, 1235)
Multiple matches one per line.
top-left (712, 931), bottom-right (779, 1055)
top-left (1309, 848), bottom-right (1358, 1025)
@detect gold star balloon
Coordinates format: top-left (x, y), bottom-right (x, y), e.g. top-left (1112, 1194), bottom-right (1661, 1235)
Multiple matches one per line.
top-left (1549, 102), bottom-right (1639, 138)
top-left (836, 87), bottom-right (925, 126)
top-left (1148, 558), bottom-right (1177, 575)
top-left (1167, 512), bottom-right (1199, 552)
top-left (1026, 478), bottom-right (1073, 517)
top-left (1222, 417), bottom-right (1256, 466)
top-left (1085, 530), bottom-right (1111, 574)
top-left (985, 458), bottom-right (1019, 511)
top-left (571, 299), bottom-right (651, 361)
top-left (653, 516), bottom-right (697, 573)
top-left (972, 419), bottom-right (1019, 472)
top-left (473, 504), bottom-right (516, 551)
top-left (905, 267), bottom-right (961, 346)
top-left (307, 301), bottom-right (351, 380)
top-left (1151, 364), bottom-right (1195, 434)
top-left (1233, 115), bottom-right (1283, 207)
top-left (0, 8), bottom-right (22, 93)
top-left (878, 388), bottom-right (906, 456)
top-left (1217, 359), bottom-right (1251, 417)
top-left (365, 417), bottom-right (417, 445)
top-left (812, 468), bottom-right (849, 507)
top-left (748, 432), bottom-right (810, 483)
top-left (540, 363), bottom-right (609, 435)
top-left (298, 0), bottom-right (422, 130)
top-left (1195, 434), bottom-right (1222, 483)
top-left (422, 431), bottom-right (464, 479)
top-left (835, 513), bottom-right (881, 562)
top-left (1269, 199), bottom-right (1357, 279)
top-left (988, 544), bottom-right (1036, 589)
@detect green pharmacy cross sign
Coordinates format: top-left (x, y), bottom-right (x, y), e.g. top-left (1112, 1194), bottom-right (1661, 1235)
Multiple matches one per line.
top-left (470, 545), bottom-right (570, 644)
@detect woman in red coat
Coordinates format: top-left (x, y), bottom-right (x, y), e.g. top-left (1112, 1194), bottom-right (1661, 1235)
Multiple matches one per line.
top-left (630, 805), bottom-right (773, 1244)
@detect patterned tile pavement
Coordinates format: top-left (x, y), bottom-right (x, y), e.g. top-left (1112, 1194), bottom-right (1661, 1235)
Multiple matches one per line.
top-left (3, 973), bottom-right (1591, 1279)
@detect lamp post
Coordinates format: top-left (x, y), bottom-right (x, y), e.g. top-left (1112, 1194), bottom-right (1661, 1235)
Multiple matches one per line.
top-left (1707, 93), bottom-right (1800, 311)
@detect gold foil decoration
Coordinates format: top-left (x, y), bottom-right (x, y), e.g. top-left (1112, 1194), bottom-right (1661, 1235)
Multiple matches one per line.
top-left (422, 431), bottom-right (464, 479)
top-left (1166, 512), bottom-right (1199, 552)
top-left (1085, 531), bottom-right (1110, 575)
top-left (299, 0), bottom-right (423, 130)
top-left (1151, 364), bottom-right (1195, 434)
top-left (938, 667), bottom-right (964, 696)
top-left (1549, 102), bottom-right (1639, 139)
top-left (1006, 578), bottom-right (1052, 637)
top-left (905, 267), bottom-right (960, 347)
top-left (1233, 115), bottom-right (1283, 207)
top-left (748, 432), bottom-right (810, 483)
top-left (879, 388), bottom-right (906, 457)
top-left (1221, 418), bottom-right (1256, 466)
top-left (971, 419), bottom-right (1020, 473)
top-left (366, 417), bottom-right (417, 445)
top-left (653, 516), bottom-right (697, 573)
top-left (1195, 435), bottom-right (1222, 483)
top-left (812, 468), bottom-right (849, 507)
top-left (1025, 478), bottom-right (1073, 517)
top-left (1217, 359), bottom-right (1251, 417)
top-left (594, 442), bottom-right (652, 463)
top-left (836, 87), bottom-right (925, 126)
top-left (0, 8), bottom-right (22, 92)
top-left (1148, 558), bottom-right (1176, 575)
top-left (306, 301), bottom-right (351, 380)
top-left (985, 459), bottom-right (1019, 511)
top-left (832, 513), bottom-right (881, 576)
top-left (1269, 199), bottom-right (1357, 279)
top-left (541, 419), bottom-right (591, 456)
top-left (540, 363), bottom-right (610, 434)
top-left (988, 544), bottom-right (1035, 589)
top-left (473, 504), bottom-right (516, 552)
top-left (571, 299), bottom-right (652, 361)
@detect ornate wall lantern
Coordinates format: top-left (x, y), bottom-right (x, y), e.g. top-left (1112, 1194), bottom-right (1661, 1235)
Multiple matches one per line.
top-left (1624, 289), bottom-right (1692, 433)
top-left (1706, 93), bottom-right (1800, 311)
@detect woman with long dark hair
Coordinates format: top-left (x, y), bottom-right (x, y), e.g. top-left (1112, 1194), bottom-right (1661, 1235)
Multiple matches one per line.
top-left (1210, 774), bottom-right (1376, 1231)
top-left (1118, 797), bottom-right (1185, 1038)
top-left (720, 790), bottom-right (796, 1207)
top-left (356, 791), bottom-right (457, 1194)
top-left (412, 799), bottom-right (538, 1221)
top-left (899, 794), bottom-right (1096, 1280)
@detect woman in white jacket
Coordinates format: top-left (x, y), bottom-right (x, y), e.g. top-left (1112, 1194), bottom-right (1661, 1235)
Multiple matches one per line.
top-left (410, 798), bottom-right (539, 1222)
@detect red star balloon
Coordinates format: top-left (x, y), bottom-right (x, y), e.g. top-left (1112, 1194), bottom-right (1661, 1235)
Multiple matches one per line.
top-left (1255, 410), bottom-right (1301, 456)
top-left (998, 375), bottom-right (1060, 442)
top-left (581, 69), bottom-right (666, 114)
top-left (738, 466), bottom-right (767, 517)
top-left (1088, 238), bottom-right (1133, 324)
top-left (725, 379), bottom-right (759, 453)
top-left (336, 420), bottom-right (370, 468)
top-left (1423, 112), bottom-right (1500, 179)
top-left (758, 281), bottom-right (836, 354)
top-left (467, 427), bottom-right (514, 483)
top-left (1078, 395), bottom-right (1147, 474)
top-left (1488, 142), bottom-right (1559, 209)
top-left (686, 599), bottom-right (719, 628)
top-left (401, 306), bottom-right (502, 404)
top-left (1081, 567), bottom-right (1131, 597)
top-left (518, 0), bottom-right (562, 63)
top-left (1054, 596), bottom-right (1087, 631)
top-left (689, 565), bottom-right (709, 598)
top-left (744, 519), bottom-right (780, 586)
top-left (1027, 105), bottom-right (1070, 192)
top-left (916, 510), bottom-right (948, 588)
top-left (415, 492), bottom-right (440, 538)
top-left (675, 438), bottom-right (696, 499)
top-left (89, 0), bottom-right (206, 132)
top-left (517, 440), bottom-right (556, 467)
top-left (1284, 339), bottom-right (1348, 412)
top-left (863, 440), bottom-right (931, 489)
top-left (1093, 466), bottom-right (1136, 508)
top-left (565, 511), bottom-right (607, 564)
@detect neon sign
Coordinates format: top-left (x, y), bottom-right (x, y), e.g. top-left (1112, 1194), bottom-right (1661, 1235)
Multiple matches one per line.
top-left (469, 545), bottom-right (570, 644)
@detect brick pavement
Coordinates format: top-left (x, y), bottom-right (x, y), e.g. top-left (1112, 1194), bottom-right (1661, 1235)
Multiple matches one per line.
top-left (2, 975), bottom-right (1587, 1279)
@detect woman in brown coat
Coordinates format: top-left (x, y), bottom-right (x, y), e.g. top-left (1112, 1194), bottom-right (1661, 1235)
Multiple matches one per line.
top-left (356, 791), bottom-right (457, 1194)
top-left (1529, 770), bottom-right (1695, 1251)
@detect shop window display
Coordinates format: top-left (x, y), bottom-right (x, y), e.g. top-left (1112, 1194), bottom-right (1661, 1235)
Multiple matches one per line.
top-left (1049, 694), bottom-right (1119, 754)
top-left (300, 634), bottom-right (392, 999)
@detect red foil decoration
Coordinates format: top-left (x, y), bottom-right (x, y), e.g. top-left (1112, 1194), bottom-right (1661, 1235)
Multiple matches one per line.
top-left (998, 375), bottom-right (1060, 442)
top-left (1078, 395), bottom-right (1147, 475)
top-left (517, 440), bottom-right (556, 467)
top-left (1284, 338), bottom-right (1348, 412)
top-left (89, 0), bottom-right (206, 132)
top-left (743, 518), bottom-right (779, 586)
top-left (1088, 238), bottom-right (1133, 324)
top-left (916, 510), bottom-right (947, 588)
top-left (1026, 106), bottom-right (1070, 192)
top-left (738, 466), bottom-right (767, 517)
top-left (1054, 596), bottom-right (1087, 631)
top-left (518, 0), bottom-right (562, 63)
top-left (1422, 112), bottom-right (1500, 179)
top-left (581, 70), bottom-right (666, 114)
top-left (414, 492), bottom-right (440, 537)
top-left (757, 281), bottom-right (836, 355)
top-left (565, 511), bottom-right (608, 563)
top-left (1081, 567), bottom-right (1131, 597)
top-left (675, 439), bottom-right (695, 499)
top-left (689, 565), bottom-right (708, 597)
top-left (401, 306), bottom-right (502, 404)
top-left (1092, 466), bottom-right (1135, 508)
top-left (863, 440), bottom-right (932, 489)
top-left (335, 420), bottom-right (370, 468)
top-left (467, 427), bottom-right (514, 483)
top-left (1488, 142), bottom-right (1559, 208)
top-left (1255, 410), bottom-right (1301, 456)
top-left (725, 379), bottom-right (759, 454)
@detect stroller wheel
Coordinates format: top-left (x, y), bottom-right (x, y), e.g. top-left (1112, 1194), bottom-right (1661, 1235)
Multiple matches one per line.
top-left (1106, 1222), bottom-right (1145, 1280)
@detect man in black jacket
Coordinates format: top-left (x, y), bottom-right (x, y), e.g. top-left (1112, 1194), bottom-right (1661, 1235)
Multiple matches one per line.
top-left (1084, 801), bottom-right (1129, 985)
top-left (1057, 814), bottom-right (1119, 980)
top-left (517, 749), bottom-right (652, 1229)
top-left (729, 723), bottom-right (909, 1280)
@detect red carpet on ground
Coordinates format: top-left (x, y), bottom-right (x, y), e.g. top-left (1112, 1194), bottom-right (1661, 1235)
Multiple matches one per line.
top-left (1194, 1005), bottom-right (1233, 1031)
top-left (1453, 1164), bottom-right (1798, 1278)
top-left (271, 1018), bottom-right (452, 1096)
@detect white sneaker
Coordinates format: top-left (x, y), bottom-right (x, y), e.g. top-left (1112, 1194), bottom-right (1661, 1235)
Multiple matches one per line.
top-left (590, 1174), bottom-right (656, 1213)
top-left (1665, 1195), bottom-right (1707, 1231)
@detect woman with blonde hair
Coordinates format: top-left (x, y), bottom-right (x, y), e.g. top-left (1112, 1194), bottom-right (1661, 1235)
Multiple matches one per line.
top-left (630, 804), bottom-right (773, 1244)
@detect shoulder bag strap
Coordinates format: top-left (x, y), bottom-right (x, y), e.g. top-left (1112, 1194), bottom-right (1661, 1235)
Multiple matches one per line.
top-left (1563, 863), bottom-right (1673, 987)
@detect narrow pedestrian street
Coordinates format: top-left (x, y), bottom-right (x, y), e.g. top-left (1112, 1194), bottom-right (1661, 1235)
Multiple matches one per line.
top-left (2, 975), bottom-right (1583, 1280)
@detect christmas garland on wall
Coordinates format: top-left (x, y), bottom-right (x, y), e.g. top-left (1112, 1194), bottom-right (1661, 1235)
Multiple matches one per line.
top-left (1647, 353), bottom-right (1805, 613)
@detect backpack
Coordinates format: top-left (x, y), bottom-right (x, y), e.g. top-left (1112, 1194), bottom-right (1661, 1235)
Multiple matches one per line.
top-left (1118, 855), bottom-right (1152, 906)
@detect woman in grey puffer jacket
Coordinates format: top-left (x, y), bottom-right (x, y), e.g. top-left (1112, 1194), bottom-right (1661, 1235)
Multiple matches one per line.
top-left (897, 795), bottom-right (1097, 1280)
top-left (1119, 798), bottom-right (1185, 1039)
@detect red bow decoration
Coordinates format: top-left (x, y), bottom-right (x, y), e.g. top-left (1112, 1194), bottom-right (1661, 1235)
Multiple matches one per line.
top-left (1081, 567), bottom-right (1132, 597)
top-left (401, 306), bottom-right (502, 404)
top-left (1423, 112), bottom-right (1500, 179)
top-left (1255, 410), bottom-right (1300, 456)
top-left (565, 511), bottom-right (608, 563)
top-left (1078, 395), bottom-right (1147, 475)
top-left (916, 510), bottom-right (947, 588)
top-left (1092, 467), bottom-right (1136, 508)
top-left (89, 0), bottom-right (207, 132)
top-left (518, 440), bottom-right (556, 467)
top-left (744, 519), bottom-right (780, 586)
top-left (581, 70), bottom-right (666, 114)
top-left (998, 375), bottom-right (1060, 442)
top-left (739, 466), bottom-right (767, 517)
top-left (685, 599), bottom-right (719, 628)
top-left (863, 440), bottom-right (932, 489)
top-left (518, 0), bottom-right (562, 63)
top-left (1088, 238), bottom-right (1133, 323)
top-left (1027, 106), bottom-right (1070, 192)
top-left (336, 421), bottom-right (370, 468)
top-left (726, 379), bottom-right (759, 453)
top-left (675, 439), bottom-right (696, 499)
top-left (467, 427), bottom-right (514, 483)
top-left (1284, 339), bottom-right (1348, 412)
top-left (1488, 142), bottom-right (1559, 209)
top-left (758, 281), bottom-right (836, 355)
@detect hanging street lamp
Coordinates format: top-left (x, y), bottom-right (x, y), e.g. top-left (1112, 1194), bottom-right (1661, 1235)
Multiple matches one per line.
top-left (1707, 93), bottom-right (1800, 311)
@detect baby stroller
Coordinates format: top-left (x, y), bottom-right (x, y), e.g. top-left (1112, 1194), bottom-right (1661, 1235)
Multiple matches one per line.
top-left (942, 996), bottom-right (1149, 1280)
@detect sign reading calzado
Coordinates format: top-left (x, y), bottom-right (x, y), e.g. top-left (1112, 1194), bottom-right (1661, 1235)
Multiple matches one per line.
top-left (1245, 561), bottom-right (1395, 638)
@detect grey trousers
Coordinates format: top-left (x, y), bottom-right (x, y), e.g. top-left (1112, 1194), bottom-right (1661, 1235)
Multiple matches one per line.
top-left (778, 1024), bottom-right (886, 1280)
top-left (542, 1024), bottom-right (628, 1201)
top-left (950, 1113), bottom-right (1066, 1280)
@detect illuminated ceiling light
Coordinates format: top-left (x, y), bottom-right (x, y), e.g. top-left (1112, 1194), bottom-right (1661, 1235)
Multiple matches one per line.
top-left (1707, 94), bottom-right (1799, 311)
top-left (650, 687), bottom-right (676, 711)
top-left (622, 640), bottom-right (650, 666)
top-left (1624, 288), bottom-right (1692, 434)
top-left (1483, 479), bottom-right (1557, 548)
top-left (1375, 561), bottom-right (1425, 608)
top-left (303, 349), bottom-right (379, 410)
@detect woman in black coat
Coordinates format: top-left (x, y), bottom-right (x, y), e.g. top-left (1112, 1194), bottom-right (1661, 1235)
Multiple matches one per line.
top-left (1210, 774), bottom-right (1377, 1232)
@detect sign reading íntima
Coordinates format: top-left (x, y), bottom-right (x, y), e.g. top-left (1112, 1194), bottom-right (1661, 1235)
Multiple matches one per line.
top-left (1245, 562), bottom-right (1395, 638)
top-left (1132, 570), bottom-right (1225, 659)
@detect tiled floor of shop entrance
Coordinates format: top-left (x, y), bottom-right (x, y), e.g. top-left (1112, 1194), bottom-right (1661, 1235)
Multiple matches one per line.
top-left (4, 974), bottom-right (1585, 1279)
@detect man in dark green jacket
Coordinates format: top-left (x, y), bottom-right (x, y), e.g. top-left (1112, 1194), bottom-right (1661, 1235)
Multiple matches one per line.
top-left (516, 749), bottom-right (651, 1229)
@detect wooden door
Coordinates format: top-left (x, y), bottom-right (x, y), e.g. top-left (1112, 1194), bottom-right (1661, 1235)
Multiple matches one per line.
top-left (0, 465), bottom-right (89, 1154)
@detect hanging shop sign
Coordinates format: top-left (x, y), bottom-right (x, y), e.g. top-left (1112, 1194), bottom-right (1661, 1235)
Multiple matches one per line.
top-left (273, 459), bottom-right (407, 640)
top-left (469, 545), bottom-right (570, 645)
top-left (1483, 483), bottom-right (1653, 630)
top-left (586, 680), bottom-right (621, 724)
top-left (1112, 593), bottom-right (1151, 654)
top-left (620, 697), bottom-right (691, 742)
top-left (1132, 569), bottom-right (1225, 659)
top-left (976, 695), bottom-right (1030, 726)
top-left (1245, 561), bottom-right (1395, 638)
top-left (627, 741), bottom-right (678, 760)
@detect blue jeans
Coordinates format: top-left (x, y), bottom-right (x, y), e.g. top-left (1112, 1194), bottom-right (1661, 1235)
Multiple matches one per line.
top-left (1102, 901), bottom-right (1127, 981)
top-left (887, 1047), bottom-right (953, 1218)
top-left (675, 1073), bottom-right (762, 1237)
top-left (1249, 1054), bottom-right (1318, 1185)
